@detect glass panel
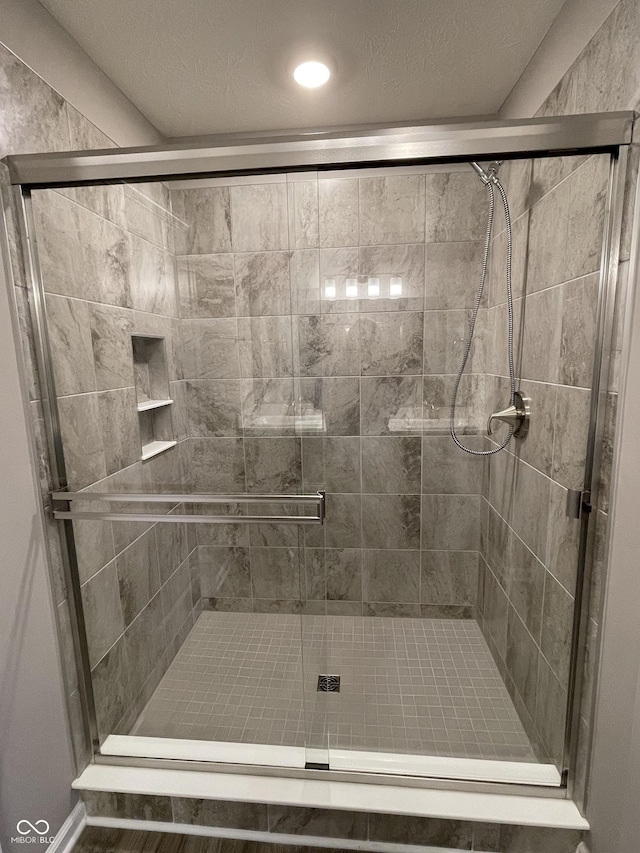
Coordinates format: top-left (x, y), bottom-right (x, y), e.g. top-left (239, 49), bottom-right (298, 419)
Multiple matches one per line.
top-left (29, 148), bottom-right (611, 783)
top-left (32, 176), bottom-right (313, 760)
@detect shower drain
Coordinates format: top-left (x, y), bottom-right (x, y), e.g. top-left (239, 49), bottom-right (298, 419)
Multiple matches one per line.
top-left (317, 674), bottom-right (340, 692)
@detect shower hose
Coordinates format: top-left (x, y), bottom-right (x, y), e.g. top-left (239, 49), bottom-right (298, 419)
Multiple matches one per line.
top-left (450, 171), bottom-right (515, 455)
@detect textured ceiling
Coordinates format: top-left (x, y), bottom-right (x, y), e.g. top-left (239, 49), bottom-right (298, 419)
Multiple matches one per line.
top-left (38, 0), bottom-right (568, 138)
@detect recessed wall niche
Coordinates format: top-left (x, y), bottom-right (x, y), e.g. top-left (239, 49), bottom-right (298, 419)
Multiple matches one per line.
top-left (131, 334), bottom-right (175, 460)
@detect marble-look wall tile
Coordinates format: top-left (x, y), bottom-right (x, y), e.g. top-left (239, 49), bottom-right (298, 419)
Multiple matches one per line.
top-left (230, 183), bottom-right (288, 252)
top-left (81, 211), bottom-right (132, 309)
top-left (483, 568), bottom-right (509, 661)
top-left (423, 373), bottom-right (485, 435)
top-left (198, 546), bottom-right (251, 598)
top-left (125, 592), bottom-right (167, 699)
top-left (323, 494), bottom-right (362, 548)
top-left (325, 549), bottom-right (363, 601)
top-left (33, 191), bottom-right (86, 299)
top-left (116, 530), bottom-right (161, 626)
top-left (187, 437), bottom-right (246, 492)
top-left (303, 549), bottom-right (326, 600)
top-left (507, 534), bottom-right (545, 642)
top-left (302, 436), bottom-right (361, 492)
top-left (363, 549), bottom-right (420, 602)
top-left (359, 243), bottom-right (425, 311)
top-left (520, 287), bottom-right (562, 384)
top-left (545, 480), bottom-right (580, 594)
top-left (128, 235), bottom-right (174, 317)
top-left (251, 547), bottom-right (301, 599)
top-left (525, 177), bottom-right (570, 293)
top-left (81, 561), bottom-right (125, 667)
top-left (559, 273), bottom-right (598, 388)
top-left (552, 386), bottom-right (591, 489)
top-left (362, 494), bottom-right (420, 549)
top-left (566, 155), bottom-right (608, 281)
top-left (360, 311), bottom-right (423, 375)
top-left (160, 560), bottom-right (193, 648)
top-left (535, 655), bottom-right (567, 768)
top-left (46, 294), bottom-right (96, 395)
top-left (297, 314), bottom-right (361, 376)
top-left (318, 246), bottom-right (359, 313)
top-left (421, 551), bottom-right (479, 605)
top-left (238, 316), bottom-right (293, 378)
top-left (288, 181), bottom-right (319, 249)
top-left (541, 572), bottom-right (574, 688)
top-left (361, 375), bottom-right (422, 435)
top-left (124, 185), bottom-right (172, 252)
top-left (186, 379), bottom-right (242, 436)
top-left (424, 241), bottom-right (484, 309)
top-left (98, 388), bottom-right (140, 475)
top-left (423, 309), bottom-right (483, 375)
top-left (425, 172), bottom-right (487, 243)
top-left (473, 822), bottom-right (583, 853)
top-left (171, 188), bottom-right (232, 255)
top-left (361, 436), bottom-right (421, 494)
top-left (82, 791), bottom-right (172, 821)
top-left (299, 377), bottom-right (360, 435)
top-left (182, 318), bottom-right (240, 380)
top-left (245, 437), bottom-right (302, 493)
top-left (0, 43), bottom-right (71, 158)
top-left (291, 249), bottom-right (320, 314)
top-left (511, 460), bottom-right (552, 563)
top-left (516, 380), bottom-right (557, 478)
top-left (90, 637), bottom-right (131, 741)
top-left (422, 436), bottom-right (484, 494)
top-left (89, 304), bottom-right (135, 390)
top-left (318, 178), bottom-right (359, 247)
top-left (359, 175), bottom-right (425, 245)
top-left (177, 254), bottom-right (235, 319)
top-left (155, 522), bottom-right (189, 585)
top-left (267, 804), bottom-right (367, 839)
top-left (235, 251), bottom-right (291, 317)
top-left (421, 494), bottom-right (481, 551)
top-left (173, 797), bottom-right (268, 830)
top-left (505, 607), bottom-right (539, 721)
top-left (368, 812), bottom-right (472, 848)
top-left (240, 378), bottom-right (295, 436)
top-left (58, 393), bottom-right (107, 489)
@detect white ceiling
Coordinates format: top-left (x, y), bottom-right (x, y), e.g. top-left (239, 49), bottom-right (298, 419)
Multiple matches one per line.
top-left (38, 0), bottom-right (568, 138)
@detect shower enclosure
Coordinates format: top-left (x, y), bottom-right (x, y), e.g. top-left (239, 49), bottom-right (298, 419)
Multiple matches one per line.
top-left (4, 113), bottom-right (632, 797)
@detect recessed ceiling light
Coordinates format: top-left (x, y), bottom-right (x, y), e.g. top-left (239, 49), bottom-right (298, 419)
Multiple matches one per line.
top-left (294, 61), bottom-right (330, 88)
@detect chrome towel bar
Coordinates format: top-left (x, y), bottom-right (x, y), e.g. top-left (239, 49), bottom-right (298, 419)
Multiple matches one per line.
top-left (51, 490), bottom-right (325, 525)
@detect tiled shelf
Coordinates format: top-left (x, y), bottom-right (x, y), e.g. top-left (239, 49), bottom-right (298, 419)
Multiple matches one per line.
top-left (140, 439), bottom-right (177, 461)
top-left (137, 398), bottom-right (174, 412)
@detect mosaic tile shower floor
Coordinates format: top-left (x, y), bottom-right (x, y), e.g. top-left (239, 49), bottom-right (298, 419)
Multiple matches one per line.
top-left (132, 612), bottom-right (537, 762)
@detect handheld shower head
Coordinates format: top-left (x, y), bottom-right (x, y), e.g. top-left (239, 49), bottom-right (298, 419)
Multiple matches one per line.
top-left (470, 160), bottom-right (504, 185)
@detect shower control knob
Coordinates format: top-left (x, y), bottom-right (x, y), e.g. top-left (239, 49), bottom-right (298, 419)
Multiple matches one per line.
top-left (487, 391), bottom-right (530, 438)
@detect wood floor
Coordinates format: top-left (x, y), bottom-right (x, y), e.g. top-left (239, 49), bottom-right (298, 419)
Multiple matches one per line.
top-left (74, 827), bottom-right (350, 853)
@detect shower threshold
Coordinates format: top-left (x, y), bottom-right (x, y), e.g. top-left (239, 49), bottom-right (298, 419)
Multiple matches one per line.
top-left (100, 612), bottom-right (560, 787)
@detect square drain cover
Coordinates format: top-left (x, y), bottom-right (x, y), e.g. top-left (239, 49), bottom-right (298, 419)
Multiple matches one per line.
top-left (317, 674), bottom-right (340, 692)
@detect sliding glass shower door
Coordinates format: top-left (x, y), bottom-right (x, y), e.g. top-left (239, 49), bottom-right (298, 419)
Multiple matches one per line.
top-left (24, 142), bottom-right (615, 786)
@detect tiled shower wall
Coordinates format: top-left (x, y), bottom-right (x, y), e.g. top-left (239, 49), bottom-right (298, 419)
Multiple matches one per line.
top-left (25, 153), bottom-right (199, 742)
top-left (172, 171), bottom-right (494, 617)
top-left (476, 153), bottom-right (610, 769)
top-left (520, 0), bottom-right (640, 809)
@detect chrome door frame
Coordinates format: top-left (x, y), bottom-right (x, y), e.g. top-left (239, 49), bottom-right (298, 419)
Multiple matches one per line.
top-left (4, 111), bottom-right (634, 802)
